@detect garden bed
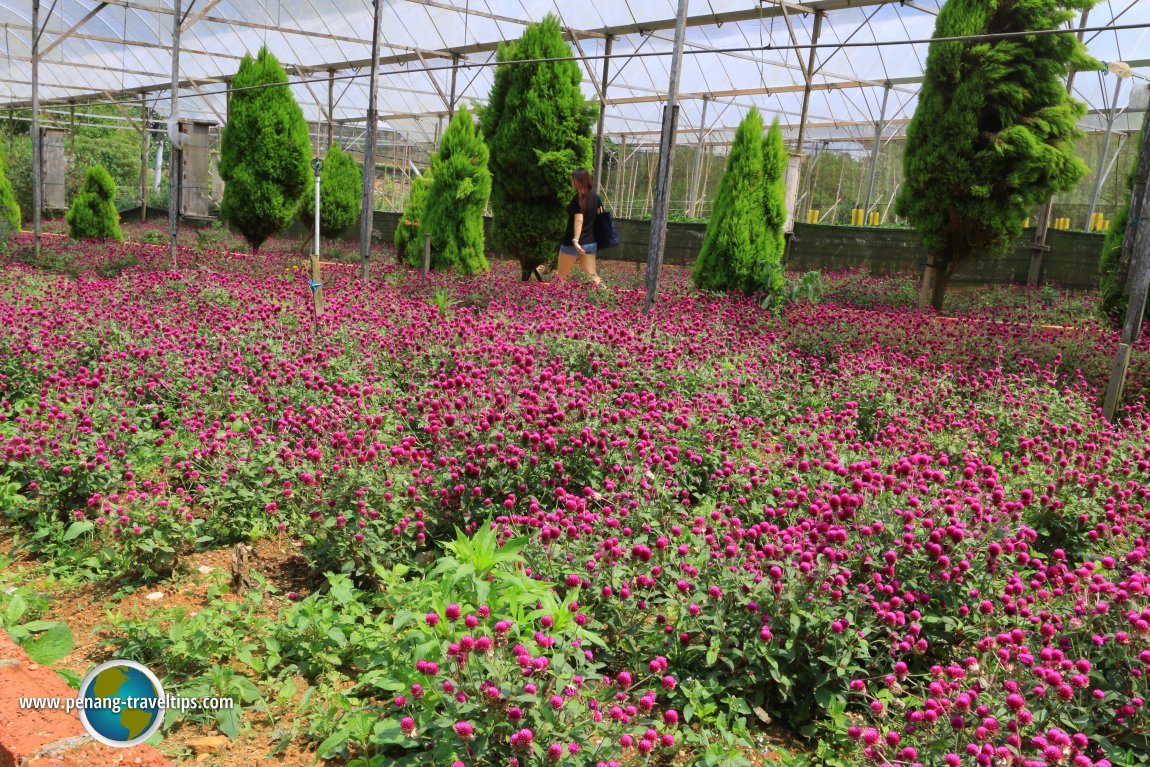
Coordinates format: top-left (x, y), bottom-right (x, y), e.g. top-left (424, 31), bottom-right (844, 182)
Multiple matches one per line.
top-left (1, 228), bottom-right (1149, 767)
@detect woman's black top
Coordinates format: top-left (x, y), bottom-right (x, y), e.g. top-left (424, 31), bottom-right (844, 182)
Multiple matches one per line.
top-left (563, 192), bottom-right (600, 247)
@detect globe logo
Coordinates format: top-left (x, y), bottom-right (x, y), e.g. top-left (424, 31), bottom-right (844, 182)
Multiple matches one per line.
top-left (78, 660), bottom-right (165, 747)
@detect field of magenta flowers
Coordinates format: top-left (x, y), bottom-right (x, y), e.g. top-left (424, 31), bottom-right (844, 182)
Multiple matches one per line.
top-left (2, 229), bottom-right (1150, 767)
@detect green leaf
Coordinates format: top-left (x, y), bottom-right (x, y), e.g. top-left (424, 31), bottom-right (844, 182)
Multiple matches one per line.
top-left (317, 730), bottom-right (350, 759)
top-left (62, 521), bottom-right (94, 542)
top-left (215, 707), bottom-right (242, 739)
top-left (23, 623), bottom-right (74, 665)
top-left (57, 669), bottom-right (83, 688)
top-left (3, 593), bottom-right (27, 625)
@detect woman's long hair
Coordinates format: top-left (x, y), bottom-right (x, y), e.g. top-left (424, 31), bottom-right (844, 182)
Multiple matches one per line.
top-left (572, 168), bottom-right (593, 213)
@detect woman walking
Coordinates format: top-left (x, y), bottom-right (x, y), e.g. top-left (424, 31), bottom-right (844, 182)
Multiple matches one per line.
top-left (556, 168), bottom-right (603, 286)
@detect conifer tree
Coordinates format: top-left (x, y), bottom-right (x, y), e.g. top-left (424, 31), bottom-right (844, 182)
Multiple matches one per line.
top-left (480, 15), bottom-right (596, 280)
top-left (753, 118), bottom-right (788, 296)
top-left (395, 173), bottom-right (432, 267)
top-left (0, 138), bottom-right (20, 235)
top-left (896, 0), bottom-right (1096, 310)
top-left (422, 107), bottom-right (492, 275)
top-left (301, 144), bottom-right (362, 239)
top-left (219, 46), bottom-right (311, 252)
top-left (65, 165), bottom-right (123, 241)
top-left (693, 109), bottom-right (767, 293)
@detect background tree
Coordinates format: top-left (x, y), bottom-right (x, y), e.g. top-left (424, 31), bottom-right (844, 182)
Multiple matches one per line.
top-left (395, 173), bottom-right (432, 267)
top-left (0, 138), bottom-right (19, 235)
top-left (753, 117), bottom-right (788, 295)
top-left (301, 143), bottom-right (362, 239)
top-left (896, 0), bottom-right (1096, 311)
top-left (65, 164), bottom-right (123, 241)
top-left (692, 109), bottom-right (767, 293)
top-left (422, 107), bottom-right (492, 275)
top-left (480, 15), bottom-right (595, 280)
top-left (1099, 128), bottom-right (1145, 326)
top-left (219, 46), bottom-right (311, 252)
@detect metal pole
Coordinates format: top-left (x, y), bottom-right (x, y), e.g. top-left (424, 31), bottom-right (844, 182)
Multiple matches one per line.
top-left (1087, 75), bottom-right (1124, 230)
top-left (447, 55), bottom-right (460, 119)
top-left (593, 36), bottom-right (613, 195)
top-left (31, 0), bottom-right (42, 258)
top-left (644, 0), bottom-right (690, 314)
top-left (862, 82), bottom-right (892, 223)
top-left (312, 161), bottom-right (323, 325)
top-left (140, 95), bottom-right (149, 223)
top-left (327, 70), bottom-right (335, 149)
top-left (168, 0), bottom-right (181, 268)
top-left (1102, 112), bottom-right (1150, 421)
top-left (687, 97), bottom-right (709, 218)
top-left (359, 0), bottom-right (383, 280)
top-left (794, 11), bottom-right (823, 155)
top-left (1029, 8), bottom-right (1090, 286)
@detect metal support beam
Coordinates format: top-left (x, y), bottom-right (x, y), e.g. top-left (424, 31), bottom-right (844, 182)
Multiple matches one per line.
top-left (1030, 8), bottom-right (1090, 286)
top-left (447, 55), bottom-right (460, 119)
top-left (593, 36), bottom-right (613, 194)
top-left (40, 2), bottom-right (108, 57)
top-left (1102, 108), bottom-right (1150, 421)
top-left (861, 81), bottom-right (891, 220)
top-left (32, 0), bottom-right (42, 258)
top-left (168, 0), bottom-right (181, 268)
top-left (794, 11), bottom-right (823, 153)
top-left (180, 0), bottom-right (224, 31)
top-left (644, 0), bottom-right (689, 314)
top-left (140, 94), bottom-right (148, 222)
top-left (359, 0), bottom-right (384, 279)
top-left (687, 96), bottom-right (709, 218)
top-left (327, 70), bottom-right (336, 148)
top-left (1087, 75), bottom-right (1125, 229)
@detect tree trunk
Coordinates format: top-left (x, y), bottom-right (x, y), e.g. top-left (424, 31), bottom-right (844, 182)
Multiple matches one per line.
top-left (520, 260), bottom-right (534, 281)
top-left (930, 262), bottom-right (952, 312)
top-left (917, 251), bottom-right (940, 310)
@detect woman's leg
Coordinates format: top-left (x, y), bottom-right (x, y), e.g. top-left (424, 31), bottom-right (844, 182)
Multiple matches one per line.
top-left (556, 250), bottom-right (578, 282)
top-left (578, 251), bottom-right (603, 286)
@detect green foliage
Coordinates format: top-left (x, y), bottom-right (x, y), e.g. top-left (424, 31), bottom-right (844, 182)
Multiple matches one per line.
top-left (896, 0), bottom-right (1097, 309)
top-left (693, 108), bottom-right (768, 293)
top-left (1099, 130), bottom-right (1143, 326)
top-left (65, 165), bottom-right (123, 241)
top-left (422, 107), bottom-right (492, 275)
top-left (0, 138), bottom-right (20, 234)
top-left (394, 173), bottom-right (432, 266)
top-left (756, 118), bottom-right (788, 296)
top-left (302, 144), bottom-right (362, 239)
top-left (480, 15), bottom-right (596, 279)
top-left (219, 46), bottom-right (312, 252)
top-left (0, 585), bottom-right (74, 666)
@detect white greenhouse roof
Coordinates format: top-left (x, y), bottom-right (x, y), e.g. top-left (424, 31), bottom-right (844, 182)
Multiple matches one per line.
top-left (2, 0), bottom-right (1148, 149)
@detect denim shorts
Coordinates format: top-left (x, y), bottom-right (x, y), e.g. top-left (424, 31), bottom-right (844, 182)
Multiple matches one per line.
top-left (559, 242), bottom-right (598, 257)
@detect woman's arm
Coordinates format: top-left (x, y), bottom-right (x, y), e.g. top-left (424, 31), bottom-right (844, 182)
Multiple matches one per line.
top-left (573, 213), bottom-right (585, 253)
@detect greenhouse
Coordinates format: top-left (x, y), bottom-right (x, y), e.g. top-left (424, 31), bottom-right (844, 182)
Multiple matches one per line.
top-left (2, 2), bottom-right (1150, 767)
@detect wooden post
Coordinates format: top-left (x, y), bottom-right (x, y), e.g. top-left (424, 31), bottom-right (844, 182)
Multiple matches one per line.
top-left (31, 0), bottom-right (42, 258)
top-left (423, 233), bottom-right (431, 275)
top-left (168, 0), bottom-right (181, 268)
top-left (359, 0), bottom-right (383, 279)
top-left (644, 0), bottom-right (689, 313)
top-left (1102, 109), bottom-right (1150, 421)
top-left (448, 55), bottom-right (460, 120)
top-left (312, 162), bottom-right (324, 325)
top-left (593, 36), bottom-right (613, 195)
top-left (794, 11), bottom-right (823, 155)
top-left (861, 82), bottom-right (891, 223)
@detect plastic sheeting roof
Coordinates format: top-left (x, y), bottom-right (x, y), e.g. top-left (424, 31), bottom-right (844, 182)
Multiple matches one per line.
top-left (2, 0), bottom-right (1149, 149)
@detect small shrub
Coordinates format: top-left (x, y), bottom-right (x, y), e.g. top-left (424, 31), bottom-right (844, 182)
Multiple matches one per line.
top-left (394, 174), bottom-right (432, 267)
top-left (65, 165), bottom-right (124, 241)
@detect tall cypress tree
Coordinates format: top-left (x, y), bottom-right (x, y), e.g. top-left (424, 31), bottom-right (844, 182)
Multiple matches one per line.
top-left (301, 144), bottom-right (362, 239)
top-left (219, 46), bottom-right (311, 252)
top-left (422, 107), bottom-right (492, 275)
top-left (693, 109), bottom-right (767, 293)
top-left (480, 15), bottom-right (596, 280)
top-left (753, 118), bottom-right (788, 296)
top-left (896, 0), bottom-right (1096, 311)
top-left (0, 138), bottom-right (20, 235)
